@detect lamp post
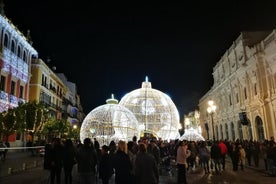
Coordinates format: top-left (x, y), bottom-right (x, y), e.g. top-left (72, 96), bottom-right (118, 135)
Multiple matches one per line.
top-left (184, 117), bottom-right (190, 133)
top-left (73, 124), bottom-right (78, 141)
top-left (207, 100), bottom-right (216, 141)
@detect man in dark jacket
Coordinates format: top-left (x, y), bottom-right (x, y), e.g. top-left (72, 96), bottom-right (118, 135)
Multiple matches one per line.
top-left (211, 141), bottom-right (222, 175)
top-left (135, 143), bottom-right (159, 184)
top-left (76, 138), bottom-right (98, 184)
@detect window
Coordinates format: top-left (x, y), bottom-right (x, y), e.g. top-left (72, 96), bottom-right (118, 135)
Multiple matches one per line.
top-left (23, 51), bottom-right (27, 63)
top-left (238, 122), bottom-right (243, 140)
top-left (229, 94), bottom-right (232, 105)
top-left (244, 87), bottom-right (247, 99)
top-left (0, 76), bottom-right (6, 91)
top-left (254, 83), bottom-right (257, 95)
top-left (11, 81), bottom-right (16, 95)
top-left (236, 93), bottom-right (239, 103)
top-left (231, 122), bottom-right (235, 141)
top-left (225, 123), bottom-right (229, 140)
top-left (19, 85), bottom-right (24, 98)
top-left (4, 34), bottom-right (8, 48)
top-left (17, 46), bottom-right (21, 57)
top-left (11, 40), bottom-right (15, 53)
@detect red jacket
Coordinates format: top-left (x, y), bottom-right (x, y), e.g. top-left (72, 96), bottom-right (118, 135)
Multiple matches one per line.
top-left (218, 142), bottom-right (228, 155)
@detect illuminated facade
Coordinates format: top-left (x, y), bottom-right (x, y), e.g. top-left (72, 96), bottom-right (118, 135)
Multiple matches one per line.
top-left (199, 31), bottom-right (276, 141)
top-left (29, 59), bottom-right (65, 119)
top-left (119, 77), bottom-right (180, 140)
top-left (80, 95), bottom-right (140, 145)
top-left (0, 14), bottom-right (38, 112)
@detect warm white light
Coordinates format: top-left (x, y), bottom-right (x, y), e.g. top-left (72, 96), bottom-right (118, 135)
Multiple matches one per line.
top-left (119, 78), bottom-right (180, 140)
top-left (80, 103), bottom-right (139, 145)
top-left (185, 118), bottom-right (190, 126)
top-left (207, 100), bottom-right (216, 113)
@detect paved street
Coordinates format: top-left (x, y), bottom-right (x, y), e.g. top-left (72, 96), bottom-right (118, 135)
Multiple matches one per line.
top-left (1, 151), bottom-right (276, 184)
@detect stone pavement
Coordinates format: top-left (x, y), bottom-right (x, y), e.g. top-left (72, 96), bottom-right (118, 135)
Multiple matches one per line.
top-left (0, 151), bottom-right (205, 184)
top-left (2, 152), bottom-right (273, 184)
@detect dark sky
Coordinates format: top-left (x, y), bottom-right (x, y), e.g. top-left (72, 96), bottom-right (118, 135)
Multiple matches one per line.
top-left (3, 1), bottom-right (276, 120)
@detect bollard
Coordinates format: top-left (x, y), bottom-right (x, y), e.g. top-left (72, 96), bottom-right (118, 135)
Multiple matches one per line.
top-left (8, 168), bottom-right (12, 174)
top-left (34, 160), bottom-right (37, 167)
top-left (22, 163), bottom-right (26, 170)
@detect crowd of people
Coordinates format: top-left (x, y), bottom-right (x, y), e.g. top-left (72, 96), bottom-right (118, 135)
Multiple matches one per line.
top-left (43, 135), bottom-right (276, 184)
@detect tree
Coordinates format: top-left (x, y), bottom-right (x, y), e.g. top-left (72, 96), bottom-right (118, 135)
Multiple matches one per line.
top-left (0, 101), bottom-right (48, 141)
top-left (0, 108), bottom-right (17, 141)
top-left (42, 118), bottom-right (71, 141)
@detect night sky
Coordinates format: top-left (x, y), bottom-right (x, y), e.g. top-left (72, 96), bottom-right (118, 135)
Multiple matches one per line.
top-left (3, 1), bottom-right (276, 120)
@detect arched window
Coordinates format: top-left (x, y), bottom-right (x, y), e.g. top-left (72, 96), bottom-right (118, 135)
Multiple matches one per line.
top-left (248, 121), bottom-right (253, 140)
top-left (215, 125), bottom-right (219, 141)
top-left (231, 122), bottom-right (235, 141)
top-left (17, 46), bottom-right (21, 57)
top-left (23, 51), bottom-right (27, 62)
top-left (220, 124), bottom-right (223, 140)
top-left (4, 34), bottom-right (8, 47)
top-left (11, 40), bottom-right (15, 53)
top-left (238, 122), bottom-right (243, 140)
top-left (225, 123), bottom-right (229, 140)
top-left (256, 116), bottom-right (265, 141)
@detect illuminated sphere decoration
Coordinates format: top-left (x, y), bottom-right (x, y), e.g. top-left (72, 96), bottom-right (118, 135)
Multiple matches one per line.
top-left (119, 77), bottom-right (180, 140)
top-left (80, 94), bottom-right (140, 146)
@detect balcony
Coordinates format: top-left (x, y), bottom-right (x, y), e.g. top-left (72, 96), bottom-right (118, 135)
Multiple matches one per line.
top-left (9, 94), bottom-right (18, 106)
top-left (0, 91), bottom-right (8, 102)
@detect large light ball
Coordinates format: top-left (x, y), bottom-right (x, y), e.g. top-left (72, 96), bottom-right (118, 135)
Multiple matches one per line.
top-left (80, 102), bottom-right (139, 146)
top-left (119, 77), bottom-right (180, 140)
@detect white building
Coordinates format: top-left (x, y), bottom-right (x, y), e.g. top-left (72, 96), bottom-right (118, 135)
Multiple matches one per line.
top-left (199, 31), bottom-right (276, 142)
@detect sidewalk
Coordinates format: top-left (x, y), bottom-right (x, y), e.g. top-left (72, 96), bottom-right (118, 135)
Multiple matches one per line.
top-left (0, 150), bottom-right (43, 178)
top-left (225, 155), bottom-right (268, 174)
top-left (0, 150), bottom-right (206, 184)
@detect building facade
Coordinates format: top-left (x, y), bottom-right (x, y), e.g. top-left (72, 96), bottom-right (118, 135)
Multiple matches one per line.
top-left (56, 73), bottom-right (85, 127)
top-left (0, 14), bottom-right (38, 112)
top-left (29, 59), bottom-right (66, 120)
top-left (199, 31), bottom-right (276, 142)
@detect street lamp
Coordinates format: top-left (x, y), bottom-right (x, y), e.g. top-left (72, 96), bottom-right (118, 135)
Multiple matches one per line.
top-left (207, 100), bottom-right (216, 141)
top-left (184, 117), bottom-right (191, 133)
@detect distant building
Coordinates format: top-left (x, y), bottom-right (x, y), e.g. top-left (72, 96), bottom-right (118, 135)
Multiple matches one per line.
top-left (56, 73), bottom-right (85, 127)
top-left (199, 31), bottom-right (276, 142)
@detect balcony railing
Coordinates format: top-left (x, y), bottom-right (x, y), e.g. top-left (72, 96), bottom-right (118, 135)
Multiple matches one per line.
top-left (9, 94), bottom-right (18, 106)
top-left (0, 91), bottom-right (8, 102)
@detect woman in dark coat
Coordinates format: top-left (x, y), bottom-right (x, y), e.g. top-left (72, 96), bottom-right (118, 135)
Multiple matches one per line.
top-left (112, 140), bottom-right (132, 184)
top-left (135, 143), bottom-right (159, 184)
top-left (63, 139), bottom-right (76, 184)
top-left (99, 145), bottom-right (113, 184)
top-left (49, 138), bottom-right (64, 184)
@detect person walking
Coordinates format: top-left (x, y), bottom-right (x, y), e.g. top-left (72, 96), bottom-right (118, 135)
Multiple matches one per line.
top-left (49, 138), bottom-right (64, 184)
top-left (176, 140), bottom-right (191, 184)
top-left (99, 145), bottom-right (113, 184)
top-left (63, 139), bottom-right (77, 184)
top-left (135, 143), bottom-right (159, 184)
top-left (112, 140), bottom-right (132, 184)
top-left (198, 141), bottom-right (211, 174)
top-left (238, 144), bottom-right (246, 171)
top-left (211, 141), bottom-right (222, 175)
top-left (76, 138), bottom-right (98, 184)
top-left (218, 140), bottom-right (228, 171)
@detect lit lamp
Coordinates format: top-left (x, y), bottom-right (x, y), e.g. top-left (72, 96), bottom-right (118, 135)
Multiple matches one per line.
top-left (207, 100), bottom-right (216, 141)
top-left (73, 124), bottom-right (78, 140)
top-left (184, 117), bottom-right (190, 133)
